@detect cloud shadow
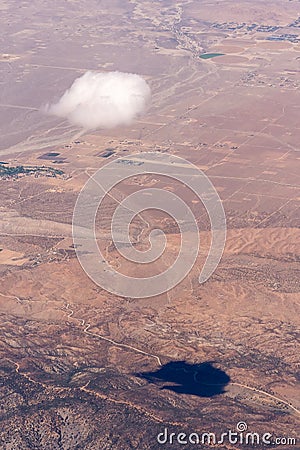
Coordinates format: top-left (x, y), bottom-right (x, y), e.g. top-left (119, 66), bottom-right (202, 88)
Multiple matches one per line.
top-left (136, 361), bottom-right (230, 398)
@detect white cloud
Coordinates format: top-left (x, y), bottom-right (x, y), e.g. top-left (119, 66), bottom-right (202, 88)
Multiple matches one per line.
top-left (45, 71), bottom-right (151, 130)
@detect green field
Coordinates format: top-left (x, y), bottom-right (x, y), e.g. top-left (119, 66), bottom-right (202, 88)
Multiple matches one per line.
top-left (200, 53), bottom-right (225, 59)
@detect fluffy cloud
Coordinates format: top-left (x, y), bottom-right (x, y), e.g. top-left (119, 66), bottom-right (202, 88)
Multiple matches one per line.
top-left (45, 71), bottom-right (151, 130)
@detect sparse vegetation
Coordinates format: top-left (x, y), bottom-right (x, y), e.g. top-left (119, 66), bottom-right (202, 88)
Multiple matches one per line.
top-left (0, 163), bottom-right (64, 179)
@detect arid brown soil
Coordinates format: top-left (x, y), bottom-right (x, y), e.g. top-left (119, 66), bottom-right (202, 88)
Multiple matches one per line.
top-left (0, 0), bottom-right (299, 449)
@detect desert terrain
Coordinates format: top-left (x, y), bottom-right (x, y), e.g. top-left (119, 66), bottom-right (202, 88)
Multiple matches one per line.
top-left (0, 0), bottom-right (299, 449)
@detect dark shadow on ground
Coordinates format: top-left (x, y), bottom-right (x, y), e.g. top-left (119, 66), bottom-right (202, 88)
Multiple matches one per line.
top-left (136, 361), bottom-right (230, 397)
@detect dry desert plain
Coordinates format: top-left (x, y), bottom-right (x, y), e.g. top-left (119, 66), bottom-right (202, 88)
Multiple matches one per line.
top-left (0, 0), bottom-right (300, 449)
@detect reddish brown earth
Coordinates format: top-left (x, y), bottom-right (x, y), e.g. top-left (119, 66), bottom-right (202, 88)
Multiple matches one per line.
top-left (0, 0), bottom-right (299, 449)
